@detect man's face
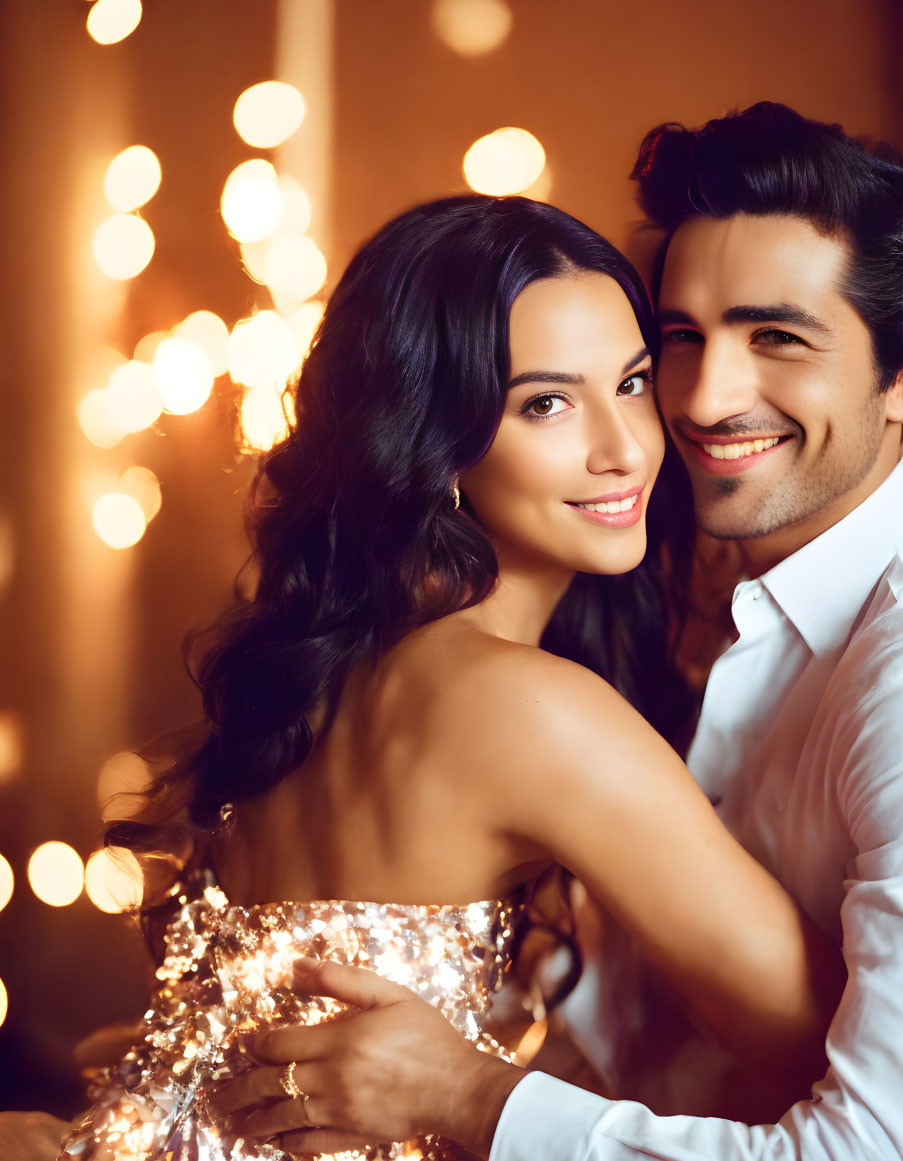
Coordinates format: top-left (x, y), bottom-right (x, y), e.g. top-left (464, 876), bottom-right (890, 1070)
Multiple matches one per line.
top-left (656, 213), bottom-right (903, 569)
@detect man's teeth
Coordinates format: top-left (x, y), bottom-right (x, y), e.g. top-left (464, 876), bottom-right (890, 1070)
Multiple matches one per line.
top-left (576, 494), bottom-right (639, 513)
top-left (701, 437), bottom-right (781, 460)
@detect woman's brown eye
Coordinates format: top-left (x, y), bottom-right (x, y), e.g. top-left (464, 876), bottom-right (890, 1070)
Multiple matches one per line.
top-left (532, 396), bottom-right (554, 414)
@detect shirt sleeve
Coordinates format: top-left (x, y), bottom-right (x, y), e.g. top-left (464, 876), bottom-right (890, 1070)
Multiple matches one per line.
top-left (491, 600), bottom-right (903, 1161)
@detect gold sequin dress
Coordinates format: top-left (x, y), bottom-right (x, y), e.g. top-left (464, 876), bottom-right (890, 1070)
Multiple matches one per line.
top-left (60, 868), bottom-right (523, 1161)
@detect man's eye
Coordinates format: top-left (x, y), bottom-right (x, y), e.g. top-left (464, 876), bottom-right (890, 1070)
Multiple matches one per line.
top-left (662, 328), bottom-right (703, 344)
top-left (754, 329), bottom-right (805, 346)
top-left (617, 372), bottom-right (653, 397)
top-left (522, 394), bottom-right (568, 419)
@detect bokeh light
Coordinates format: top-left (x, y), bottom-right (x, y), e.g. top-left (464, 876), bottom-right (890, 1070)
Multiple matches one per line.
top-left (27, 842), bottom-right (84, 908)
top-left (431, 0), bottom-right (513, 55)
top-left (221, 160), bottom-right (283, 244)
top-left (86, 0), bottom-right (142, 44)
top-left (174, 311), bottom-right (230, 377)
top-left (97, 750), bottom-right (151, 821)
top-left (462, 127), bottom-right (546, 195)
top-left (92, 493), bottom-right (148, 550)
top-left (92, 213), bottom-right (155, 280)
top-left (242, 234), bottom-right (327, 306)
top-left (0, 853), bottom-right (13, 913)
top-left (277, 177), bottom-right (313, 234)
top-left (104, 145), bottom-right (161, 212)
top-left (105, 360), bottom-right (164, 433)
top-left (78, 388), bottom-right (127, 449)
top-left (228, 311), bottom-right (298, 390)
top-left (233, 82), bottom-right (306, 149)
top-left (152, 336), bottom-right (215, 415)
top-left (133, 330), bottom-right (169, 364)
top-left (119, 466), bottom-right (162, 522)
top-left (0, 711), bottom-right (24, 785)
top-left (0, 978), bottom-right (6, 1030)
top-left (85, 848), bottom-right (144, 914)
top-left (240, 386), bottom-right (295, 452)
top-left (286, 301), bottom-right (325, 365)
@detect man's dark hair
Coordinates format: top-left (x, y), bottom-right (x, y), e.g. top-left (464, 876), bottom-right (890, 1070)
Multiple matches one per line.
top-left (631, 101), bottom-right (903, 391)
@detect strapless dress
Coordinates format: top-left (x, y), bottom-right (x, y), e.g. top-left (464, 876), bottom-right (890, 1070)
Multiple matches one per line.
top-left (59, 868), bottom-right (524, 1160)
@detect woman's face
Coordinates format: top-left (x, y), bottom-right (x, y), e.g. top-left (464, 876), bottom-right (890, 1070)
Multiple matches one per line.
top-left (461, 273), bottom-right (665, 579)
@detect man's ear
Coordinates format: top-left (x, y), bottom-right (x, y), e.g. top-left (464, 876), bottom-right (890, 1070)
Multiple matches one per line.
top-left (884, 370), bottom-right (903, 424)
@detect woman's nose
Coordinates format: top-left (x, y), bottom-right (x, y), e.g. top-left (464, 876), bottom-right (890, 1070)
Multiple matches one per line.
top-left (585, 405), bottom-right (646, 475)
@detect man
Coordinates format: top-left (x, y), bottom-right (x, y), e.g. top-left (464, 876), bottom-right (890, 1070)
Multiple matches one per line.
top-left (229, 103), bottom-right (903, 1160)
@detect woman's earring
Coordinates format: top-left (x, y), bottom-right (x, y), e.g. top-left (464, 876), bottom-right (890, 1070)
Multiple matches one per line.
top-left (452, 484), bottom-right (461, 511)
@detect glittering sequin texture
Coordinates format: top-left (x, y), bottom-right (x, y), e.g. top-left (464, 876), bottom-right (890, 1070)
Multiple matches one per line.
top-left (60, 870), bottom-right (522, 1161)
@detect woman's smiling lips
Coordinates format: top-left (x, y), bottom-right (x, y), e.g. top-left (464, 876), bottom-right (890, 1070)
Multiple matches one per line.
top-left (565, 486), bottom-right (644, 528)
top-left (680, 432), bottom-right (793, 477)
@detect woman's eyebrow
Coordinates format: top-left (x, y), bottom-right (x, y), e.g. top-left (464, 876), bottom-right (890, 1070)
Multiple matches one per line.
top-left (620, 346), bottom-right (650, 375)
top-left (507, 369), bottom-right (585, 390)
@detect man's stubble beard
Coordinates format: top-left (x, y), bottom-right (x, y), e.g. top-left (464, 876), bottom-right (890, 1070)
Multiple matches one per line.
top-left (692, 406), bottom-right (885, 543)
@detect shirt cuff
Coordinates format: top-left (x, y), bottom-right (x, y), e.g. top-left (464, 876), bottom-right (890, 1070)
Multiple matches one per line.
top-left (489, 1071), bottom-right (611, 1161)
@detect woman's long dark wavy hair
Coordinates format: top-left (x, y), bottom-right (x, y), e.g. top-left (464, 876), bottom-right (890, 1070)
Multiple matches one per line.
top-left (110, 196), bottom-right (696, 964)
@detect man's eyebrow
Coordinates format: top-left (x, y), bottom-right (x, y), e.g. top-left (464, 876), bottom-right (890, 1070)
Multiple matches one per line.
top-left (507, 370), bottom-right (585, 390)
top-left (722, 304), bottom-right (831, 334)
top-left (657, 305), bottom-right (831, 335)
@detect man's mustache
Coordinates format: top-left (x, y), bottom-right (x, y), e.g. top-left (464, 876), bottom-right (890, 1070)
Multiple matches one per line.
top-left (674, 417), bottom-right (802, 440)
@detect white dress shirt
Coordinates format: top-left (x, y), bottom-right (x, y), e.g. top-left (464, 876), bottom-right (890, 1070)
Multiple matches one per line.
top-left (490, 455), bottom-right (903, 1161)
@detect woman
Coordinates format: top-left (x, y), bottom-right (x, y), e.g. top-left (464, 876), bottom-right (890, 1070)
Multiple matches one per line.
top-left (60, 196), bottom-right (842, 1160)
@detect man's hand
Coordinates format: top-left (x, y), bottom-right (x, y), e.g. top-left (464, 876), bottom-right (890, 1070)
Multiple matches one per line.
top-left (211, 958), bottom-right (525, 1158)
top-left (0, 1111), bottom-right (70, 1161)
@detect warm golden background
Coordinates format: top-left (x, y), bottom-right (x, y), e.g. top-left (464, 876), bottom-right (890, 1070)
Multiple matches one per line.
top-left (1, 0), bottom-right (900, 1115)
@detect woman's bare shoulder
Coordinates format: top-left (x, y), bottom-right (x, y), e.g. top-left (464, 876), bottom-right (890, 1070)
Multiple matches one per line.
top-left (398, 623), bottom-right (643, 767)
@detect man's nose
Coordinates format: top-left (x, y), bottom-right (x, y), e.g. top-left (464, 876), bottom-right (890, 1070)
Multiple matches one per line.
top-left (672, 337), bottom-right (759, 429)
top-left (586, 405), bottom-right (646, 475)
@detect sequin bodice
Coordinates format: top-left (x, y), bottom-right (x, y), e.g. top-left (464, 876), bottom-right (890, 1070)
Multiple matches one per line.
top-left (61, 870), bottom-right (523, 1160)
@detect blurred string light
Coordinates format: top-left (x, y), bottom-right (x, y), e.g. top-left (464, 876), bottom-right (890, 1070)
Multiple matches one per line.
top-left (0, 853), bottom-right (13, 913)
top-left (235, 304), bottom-right (324, 453)
top-left (85, 848), bottom-right (143, 914)
top-left (133, 330), bottom-right (169, 364)
top-left (286, 301), bottom-right (325, 363)
top-left (431, 0), bottom-right (513, 55)
top-left (228, 311), bottom-right (298, 390)
top-left (27, 842), bottom-right (84, 907)
top-left (119, 466), bottom-right (162, 521)
top-left (105, 360), bottom-right (163, 432)
top-left (97, 750), bottom-right (151, 821)
top-left (0, 977), bottom-right (6, 1030)
top-left (240, 386), bottom-right (295, 453)
top-left (463, 127), bottom-right (546, 195)
top-left (233, 82), bottom-right (306, 149)
top-left (93, 213), bottom-right (155, 280)
top-left (92, 492), bottom-right (147, 549)
top-left (0, 711), bottom-right (23, 785)
top-left (242, 234), bottom-right (327, 312)
top-left (152, 337), bottom-right (215, 414)
top-left (221, 160), bottom-right (283, 244)
top-left (78, 388), bottom-right (128, 449)
top-left (174, 311), bottom-right (230, 377)
top-left (104, 145), bottom-right (161, 212)
top-left (86, 0), bottom-right (142, 45)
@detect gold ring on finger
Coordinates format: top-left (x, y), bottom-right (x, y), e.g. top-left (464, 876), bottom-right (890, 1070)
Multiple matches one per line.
top-left (279, 1061), bottom-right (304, 1100)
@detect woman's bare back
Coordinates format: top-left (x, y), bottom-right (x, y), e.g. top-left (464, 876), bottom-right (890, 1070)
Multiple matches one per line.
top-left (212, 616), bottom-right (553, 908)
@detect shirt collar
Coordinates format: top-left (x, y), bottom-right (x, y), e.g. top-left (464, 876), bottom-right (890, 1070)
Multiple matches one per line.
top-left (757, 455), bottom-right (903, 659)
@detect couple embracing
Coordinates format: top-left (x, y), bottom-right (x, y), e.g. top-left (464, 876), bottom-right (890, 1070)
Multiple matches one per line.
top-left (15, 99), bottom-right (902, 1161)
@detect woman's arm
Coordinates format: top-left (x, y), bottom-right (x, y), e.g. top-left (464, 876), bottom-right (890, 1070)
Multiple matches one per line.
top-left (484, 651), bottom-right (844, 1066)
